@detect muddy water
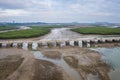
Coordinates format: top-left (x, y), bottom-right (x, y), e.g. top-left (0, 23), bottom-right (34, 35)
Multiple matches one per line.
top-left (34, 51), bottom-right (82, 80)
top-left (92, 47), bottom-right (120, 80)
top-left (41, 28), bottom-right (102, 41)
top-left (40, 28), bottom-right (120, 41)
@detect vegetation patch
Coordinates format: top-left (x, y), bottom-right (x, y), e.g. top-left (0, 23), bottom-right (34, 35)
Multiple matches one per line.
top-left (0, 27), bottom-right (50, 39)
top-left (71, 27), bottom-right (120, 35)
top-left (0, 26), bottom-right (18, 31)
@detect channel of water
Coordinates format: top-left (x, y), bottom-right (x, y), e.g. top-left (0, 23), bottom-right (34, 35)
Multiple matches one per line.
top-left (34, 51), bottom-right (82, 80)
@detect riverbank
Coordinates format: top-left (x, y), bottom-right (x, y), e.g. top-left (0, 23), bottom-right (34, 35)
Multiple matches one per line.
top-left (71, 27), bottom-right (120, 35)
top-left (0, 28), bottom-right (50, 39)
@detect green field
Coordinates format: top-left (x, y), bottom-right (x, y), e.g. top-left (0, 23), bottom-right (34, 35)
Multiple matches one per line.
top-left (71, 27), bottom-right (120, 35)
top-left (0, 27), bottom-right (50, 39)
top-left (0, 26), bottom-right (18, 31)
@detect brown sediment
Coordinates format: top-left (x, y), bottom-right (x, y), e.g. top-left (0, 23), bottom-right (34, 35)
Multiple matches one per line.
top-left (32, 59), bottom-right (64, 80)
top-left (0, 47), bottom-right (111, 80)
top-left (63, 56), bottom-right (78, 68)
top-left (41, 51), bottom-right (62, 59)
top-left (0, 48), bottom-right (35, 80)
top-left (62, 48), bottom-right (111, 80)
top-left (39, 47), bottom-right (111, 80)
top-left (0, 56), bottom-right (24, 80)
top-left (0, 48), bottom-right (71, 80)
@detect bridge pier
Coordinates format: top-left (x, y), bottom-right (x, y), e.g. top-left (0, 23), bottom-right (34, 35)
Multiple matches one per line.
top-left (78, 41), bottom-right (83, 48)
top-left (0, 43), bottom-right (1, 48)
top-left (17, 43), bottom-right (22, 48)
top-left (0, 43), bottom-right (12, 48)
top-left (1, 43), bottom-right (7, 48)
top-left (12, 43), bottom-right (18, 48)
top-left (101, 39), bottom-right (106, 43)
top-left (41, 42), bottom-right (48, 48)
top-left (32, 42), bottom-right (38, 50)
top-left (69, 41), bottom-right (75, 46)
top-left (7, 43), bottom-right (12, 47)
top-left (22, 42), bottom-right (28, 50)
top-left (87, 40), bottom-right (91, 48)
top-left (59, 41), bottom-right (66, 47)
top-left (48, 41), bottom-right (57, 47)
top-left (0, 37), bottom-right (120, 49)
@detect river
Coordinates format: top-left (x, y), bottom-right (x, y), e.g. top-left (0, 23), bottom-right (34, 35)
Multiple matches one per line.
top-left (40, 28), bottom-right (120, 41)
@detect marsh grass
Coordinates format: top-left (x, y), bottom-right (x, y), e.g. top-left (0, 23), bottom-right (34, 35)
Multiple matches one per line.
top-left (0, 28), bottom-right (50, 39)
top-left (0, 26), bottom-right (18, 31)
top-left (71, 27), bottom-right (120, 35)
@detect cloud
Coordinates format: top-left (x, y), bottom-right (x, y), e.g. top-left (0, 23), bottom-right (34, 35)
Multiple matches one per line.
top-left (0, 9), bottom-right (28, 17)
top-left (0, 0), bottom-right (31, 9)
top-left (0, 0), bottom-right (120, 23)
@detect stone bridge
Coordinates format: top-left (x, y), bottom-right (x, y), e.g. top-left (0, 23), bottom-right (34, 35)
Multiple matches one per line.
top-left (0, 37), bottom-right (120, 50)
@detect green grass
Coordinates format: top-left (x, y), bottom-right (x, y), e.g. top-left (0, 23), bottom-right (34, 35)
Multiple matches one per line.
top-left (0, 26), bottom-right (18, 31)
top-left (71, 27), bottom-right (120, 35)
top-left (0, 27), bottom-right (50, 39)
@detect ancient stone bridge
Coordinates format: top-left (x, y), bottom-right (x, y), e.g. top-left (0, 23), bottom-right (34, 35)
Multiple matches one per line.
top-left (0, 37), bottom-right (120, 50)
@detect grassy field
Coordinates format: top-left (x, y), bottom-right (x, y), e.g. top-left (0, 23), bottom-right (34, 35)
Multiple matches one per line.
top-left (0, 27), bottom-right (50, 39)
top-left (0, 26), bottom-right (18, 31)
top-left (71, 27), bottom-right (120, 35)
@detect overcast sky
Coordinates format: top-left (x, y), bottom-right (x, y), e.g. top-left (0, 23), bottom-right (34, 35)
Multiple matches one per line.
top-left (0, 0), bottom-right (120, 23)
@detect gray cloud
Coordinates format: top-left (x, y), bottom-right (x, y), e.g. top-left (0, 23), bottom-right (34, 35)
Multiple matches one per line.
top-left (0, 0), bottom-right (120, 23)
top-left (0, 0), bottom-right (31, 9)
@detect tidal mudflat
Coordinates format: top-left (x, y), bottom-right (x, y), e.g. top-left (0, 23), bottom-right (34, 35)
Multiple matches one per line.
top-left (34, 47), bottom-right (111, 80)
top-left (0, 47), bottom-right (110, 80)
